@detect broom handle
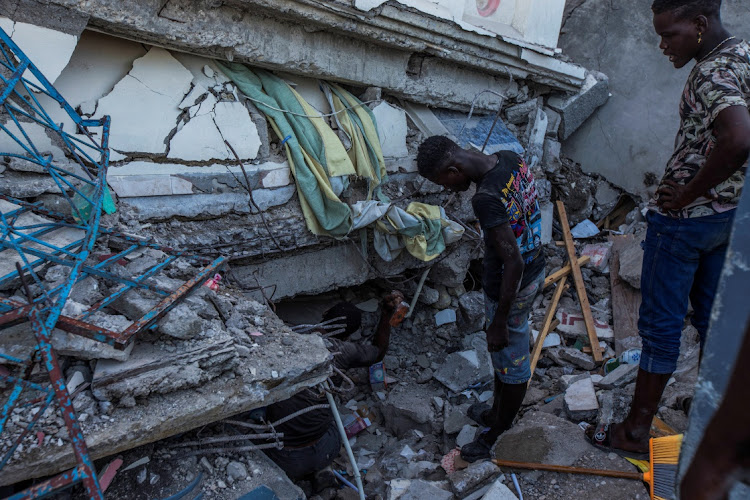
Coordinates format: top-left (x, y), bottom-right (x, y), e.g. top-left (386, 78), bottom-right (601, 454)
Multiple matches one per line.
top-left (492, 459), bottom-right (643, 480)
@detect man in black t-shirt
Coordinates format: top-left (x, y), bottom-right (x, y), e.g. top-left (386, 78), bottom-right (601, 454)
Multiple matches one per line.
top-left (261, 291), bottom-right (403, 480)
top-left (417, 136), bottom-right (546, 462)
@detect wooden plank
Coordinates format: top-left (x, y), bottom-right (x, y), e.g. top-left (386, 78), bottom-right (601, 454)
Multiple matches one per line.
top-left (529, 276), bottom-right (568, 385)
top-left (543, 255), bottom-right (591, 289)
top-left (556, 201), bottom-right (603, 362)
top-left (609, 235), bottom-right (642, 356)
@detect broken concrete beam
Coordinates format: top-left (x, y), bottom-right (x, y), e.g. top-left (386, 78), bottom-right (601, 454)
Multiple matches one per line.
top-left (597, 363), bottom-right (638, 390)
top-left (505, 99), bottom-right (539, 124)
top-left (564, 375), bottom-right (599, 421)
top-left (91, 329), bottom-right (237, 404)
top-left (547, 72), bottom-right (609, 140)
top-left (0, 323), bottom-right (331, 486)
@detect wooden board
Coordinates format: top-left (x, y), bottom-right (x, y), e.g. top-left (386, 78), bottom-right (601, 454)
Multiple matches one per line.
top-left (543, 255), bottom-right (590, 289)
top-left (529, 277), bottom-right (568, 385)
top-left (609, 235), bottom-right (643, 356)
top-left (556, 201), bottom-right (603, 361)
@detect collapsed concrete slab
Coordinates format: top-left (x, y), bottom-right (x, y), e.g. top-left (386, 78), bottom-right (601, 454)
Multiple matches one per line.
top-left (0, 309), bottom-right (331, 486)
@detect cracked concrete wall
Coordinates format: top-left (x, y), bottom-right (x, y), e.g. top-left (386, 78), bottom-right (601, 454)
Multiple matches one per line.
top-left (559, 0), bottom-right (750, 198)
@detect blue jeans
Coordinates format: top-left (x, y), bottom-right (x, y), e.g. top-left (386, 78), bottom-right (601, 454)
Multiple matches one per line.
top-left (639, 210), bottom-right (735, 374)
top-left (485, 271), bottom-right (545, 384)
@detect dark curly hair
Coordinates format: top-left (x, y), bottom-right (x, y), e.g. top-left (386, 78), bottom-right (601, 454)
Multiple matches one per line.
top-left (652, 0), bottom-right (722, 19)
top-left (416, 135), bottom-right (459, 180)
top-left (321, 302), bottom-right (362, 338)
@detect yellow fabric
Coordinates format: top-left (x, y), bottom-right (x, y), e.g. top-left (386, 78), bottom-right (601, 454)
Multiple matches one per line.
top-left (289, 86), bottom-right (355, 179)
top-left (328, 83), bottom-right (387, 198)
top-left (264, 86), bottom-right (358, 235)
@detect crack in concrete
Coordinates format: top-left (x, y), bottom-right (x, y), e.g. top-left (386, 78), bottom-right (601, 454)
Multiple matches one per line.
top-left (128, 74), bottom-right (172, 99)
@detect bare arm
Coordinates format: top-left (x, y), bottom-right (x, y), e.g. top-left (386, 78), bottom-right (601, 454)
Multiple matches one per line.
top-left (659, 106), bottom-right (750, 211)
top-left (485, 223), bottom-right (524, 351)
top-left (372, 291), bottom-right (404, 362)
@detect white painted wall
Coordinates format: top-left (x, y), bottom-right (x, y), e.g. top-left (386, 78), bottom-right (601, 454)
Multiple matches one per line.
top-left (462, 0), bottom-right (566, 48)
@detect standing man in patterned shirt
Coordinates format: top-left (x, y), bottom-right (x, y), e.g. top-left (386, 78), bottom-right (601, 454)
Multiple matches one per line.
top-left (416, 138), bottom-right (545, 462)
top-left (591, 0), bottom-right (750, 456)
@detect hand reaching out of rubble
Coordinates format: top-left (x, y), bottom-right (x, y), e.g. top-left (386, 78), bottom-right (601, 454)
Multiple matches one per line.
top-left (382, 290), bottom-right (405, 313)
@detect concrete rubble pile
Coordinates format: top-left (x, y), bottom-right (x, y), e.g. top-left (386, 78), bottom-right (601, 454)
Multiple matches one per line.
top-left (0, 248), bottom-right (332, 488)
top-left (74, 214), bottom-right (700, 499)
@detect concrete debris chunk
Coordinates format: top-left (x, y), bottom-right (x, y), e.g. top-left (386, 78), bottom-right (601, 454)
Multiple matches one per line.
top-left (482, 478), bottom-right (519, 500)
top-left (383, 385), bottom-right (437, 437)
top-left (617, 232), bottom-right (646, 289)
top-left (564, 375), bottom-right (599, 420)
top-left (158, 303), bottom-right (203, 340)
top-left (400, 479), bottom-right (453, 500)
top-left (434, 349), bottom-right (492, 393)
top-left (597, 363), bottom-right (639, 389)
top-left (456, 424), bottom-right (479, 447)
top-left (555, 346), bottom-right (597, 371)
top-left (547, 72), bottom-right (610, 140)
top-left (435, 308), bottom-right (457, 326)
top-left (448, 460), bottom-right (500, 496)
top-left (459, 291), bottom-right (485, 332)
top-left (444, 403), bottom-right (473, 434)
top-left (505, 99), bottom-right (539, 125)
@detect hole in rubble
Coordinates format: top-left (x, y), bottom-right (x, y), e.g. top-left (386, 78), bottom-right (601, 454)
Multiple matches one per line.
top-left (463, 258), bottom-right (483, 292)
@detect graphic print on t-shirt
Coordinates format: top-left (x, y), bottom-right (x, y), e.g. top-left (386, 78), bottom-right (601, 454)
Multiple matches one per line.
top-left (500, 157), bottom-right (542, 257)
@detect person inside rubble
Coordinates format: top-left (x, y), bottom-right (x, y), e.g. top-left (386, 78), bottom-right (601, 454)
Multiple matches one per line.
top-left (255, 290), bottom-right (404, 484)
top-left (415, 137), bottom-right (546, 462)
top-left (588, 0), bottom-right (750, 457)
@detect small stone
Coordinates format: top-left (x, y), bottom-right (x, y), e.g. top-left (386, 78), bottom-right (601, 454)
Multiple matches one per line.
top-left (226, 461), bottom-right (248, 482)
top-left (598, 363), bottom-right (638, 389)
top-left (435, 309), bottom-right (457, 326)
top-left (203, 65), bottom-right (215, 78)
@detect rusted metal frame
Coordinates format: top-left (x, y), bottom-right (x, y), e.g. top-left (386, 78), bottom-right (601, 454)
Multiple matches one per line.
top-left (0, 297), bottom-right (128, 348)
top-left (0, 236), bottom-right (83, 290)
top-left (78, 255), bottom-right (178, 320)
top-left (6, 465), bottom-right (88, 500)
top-left (117, 256), bottom-right (228, 342)
top-left (27, 307), bottom-right (103, 499)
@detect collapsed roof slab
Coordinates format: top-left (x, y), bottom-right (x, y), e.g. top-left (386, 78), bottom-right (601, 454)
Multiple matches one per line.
top-left (27, 0), bottom-right (586, 113)
top-left (0, 325), bottom-right (331, 486)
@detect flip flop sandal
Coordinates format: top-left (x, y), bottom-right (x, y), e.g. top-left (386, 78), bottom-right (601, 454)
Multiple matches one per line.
top-left (588, 423), bottom-right (649, 460)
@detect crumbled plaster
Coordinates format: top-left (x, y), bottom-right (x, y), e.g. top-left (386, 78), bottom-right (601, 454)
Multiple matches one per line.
top-left (95, 47), bottom-right (193, 154)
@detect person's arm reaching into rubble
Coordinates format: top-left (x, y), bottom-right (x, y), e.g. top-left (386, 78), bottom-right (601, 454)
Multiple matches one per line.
top-left (372, 291), bottom-right (405, 362)
top-left (485, 223), bottom-right (523, 352)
